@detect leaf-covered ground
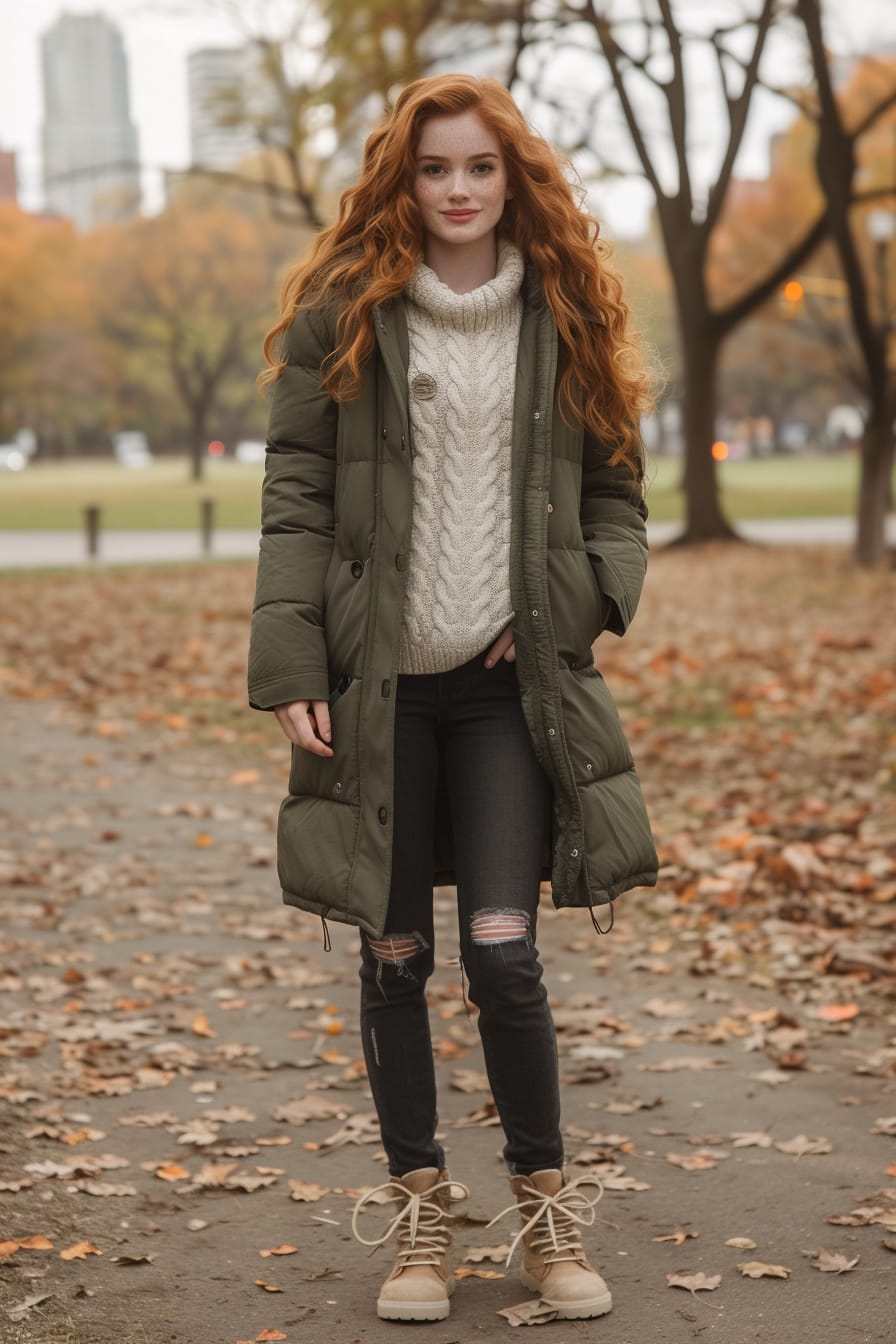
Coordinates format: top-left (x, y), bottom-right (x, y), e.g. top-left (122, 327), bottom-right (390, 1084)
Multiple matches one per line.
top-left (1, 545), bottom-right (894, 1343)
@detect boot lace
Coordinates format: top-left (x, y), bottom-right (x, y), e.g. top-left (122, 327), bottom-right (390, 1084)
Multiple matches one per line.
top-left (351, 1176), bottom-right (468, 1269)
top-left (487, 1174), bottom-right (604, 1268)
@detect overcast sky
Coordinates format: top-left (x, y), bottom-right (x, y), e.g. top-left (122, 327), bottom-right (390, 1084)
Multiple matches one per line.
top-left (1, 0), bottom-right (893, 237)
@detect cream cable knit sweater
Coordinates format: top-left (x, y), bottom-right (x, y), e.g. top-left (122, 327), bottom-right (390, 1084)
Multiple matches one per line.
top-left (398, 241), bottom-right (524, 676)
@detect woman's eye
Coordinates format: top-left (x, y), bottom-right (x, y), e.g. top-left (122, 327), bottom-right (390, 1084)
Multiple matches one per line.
top-left (422, 165), bottom-right (444, 176)
top-left (472, 163), bottom-right (493, 174)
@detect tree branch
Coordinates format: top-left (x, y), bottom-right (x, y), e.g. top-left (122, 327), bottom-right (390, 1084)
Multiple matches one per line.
top-left (705, 0), bottom-right (777, 235)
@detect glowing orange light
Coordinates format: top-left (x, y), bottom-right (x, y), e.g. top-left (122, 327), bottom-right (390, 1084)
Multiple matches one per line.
top-left (711, 440), bottom-right (729, 461)
top-left (783, 280), bottom-right (804, 303)
top-left (208, 439), bottom-right (225, 456)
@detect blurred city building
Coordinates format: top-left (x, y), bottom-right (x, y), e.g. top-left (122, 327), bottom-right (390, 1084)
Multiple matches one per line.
top-left (41, 12), bottom-right (141, 233)
top-left (0, 147), bottom-right (17, 202)
top-left (188, 46), bottom-right (267, 171)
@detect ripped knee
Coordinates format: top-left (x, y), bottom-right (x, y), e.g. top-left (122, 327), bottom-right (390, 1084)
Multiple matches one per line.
top-left (469, 908), bottom-right (530, 946)
top-left (367, 932), bottom-right (428, 963)
top-left (364, 932), bottom-right (431, 995)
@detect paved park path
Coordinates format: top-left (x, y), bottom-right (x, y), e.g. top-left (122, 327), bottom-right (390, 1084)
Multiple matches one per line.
top-left (1, 702), bottom-right (893, 1344)
top-left (1, 547), bottom-right (894, 1343)
top-left (2, 516), bottom-right (896, 568)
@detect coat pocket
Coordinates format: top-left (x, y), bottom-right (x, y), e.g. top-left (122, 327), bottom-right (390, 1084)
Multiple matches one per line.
top-left (287, 675), bottom-right (362, 804)
top-left (547, 548), bottom-right (610, 665)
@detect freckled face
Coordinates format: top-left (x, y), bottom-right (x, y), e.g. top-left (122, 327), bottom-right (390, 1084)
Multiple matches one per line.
top-left (412, 110), bottom-right (511, 250)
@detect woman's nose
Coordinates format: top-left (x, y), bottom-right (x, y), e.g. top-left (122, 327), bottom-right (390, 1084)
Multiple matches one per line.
top-left (448, 175), bottom-right (470, 199)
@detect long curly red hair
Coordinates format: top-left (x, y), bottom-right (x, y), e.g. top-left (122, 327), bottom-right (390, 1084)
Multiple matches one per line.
top-left (262, 74), bottom-right (650, 467)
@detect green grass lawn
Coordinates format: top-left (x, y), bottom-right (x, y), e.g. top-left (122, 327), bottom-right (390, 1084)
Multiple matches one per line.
top-left (0, 451), bottom-right (864, 530)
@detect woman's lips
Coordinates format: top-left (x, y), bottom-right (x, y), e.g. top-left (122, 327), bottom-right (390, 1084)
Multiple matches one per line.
top-left (442, 210), bottom-right (478, 220)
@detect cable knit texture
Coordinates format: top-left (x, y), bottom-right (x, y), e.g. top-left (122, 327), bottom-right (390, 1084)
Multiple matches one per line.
top-left (399, 240), bottom-right (524, 675)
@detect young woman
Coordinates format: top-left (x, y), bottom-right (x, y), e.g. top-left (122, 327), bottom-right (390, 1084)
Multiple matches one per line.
top-left (248, 73), bottom-right (658, 1324)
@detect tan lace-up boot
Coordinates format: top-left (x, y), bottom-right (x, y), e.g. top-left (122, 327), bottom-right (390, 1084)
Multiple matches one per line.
top-left (351, 1167), bottom-right (467, 1321)
top-left (490, 1169), bottom-right (612, 1319)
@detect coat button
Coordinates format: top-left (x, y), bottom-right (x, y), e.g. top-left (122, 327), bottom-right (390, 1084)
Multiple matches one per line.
top-left (570, 848), bottom-right (579, 858)
top-left (395, 553), bottom-right (407, 570)
top-left (531, 608), bottom-right (538, 617)
top-left (547, 727), bottom-right (555, 736)
top-left (351, 560), bottom-right (364, 578)
top-left (547, 502), bottom-right (554, 513)
top-left (381, 679), bottom-right (391, 698)
top-left (533, 410), bottom-right (541, 420)
top-left (334, 782), bottom-right (342, 795)
top-left (585, 762), bottom-right (593, 772)
top-left (378, 806), bottom-right (388, 824)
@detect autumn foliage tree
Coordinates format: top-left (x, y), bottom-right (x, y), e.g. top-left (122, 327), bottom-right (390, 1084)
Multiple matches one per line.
top-left (493, 0), bottom-right (896, 546)
top-left (89, 206), bottom-right (273, 480)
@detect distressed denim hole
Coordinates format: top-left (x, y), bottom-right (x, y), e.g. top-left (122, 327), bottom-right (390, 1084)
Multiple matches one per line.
top-left (367, 933), bottom-right (426, 962)
top-left (469, 909), bottom-right (530, 946)
top-left (366, 931), bottom-right (429, 998)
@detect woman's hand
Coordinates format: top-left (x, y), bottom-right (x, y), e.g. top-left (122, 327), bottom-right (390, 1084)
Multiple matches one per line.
top-left (274, 700), bottom-right (334, 757)
top-left (483, 624), bottom-right (516, 667)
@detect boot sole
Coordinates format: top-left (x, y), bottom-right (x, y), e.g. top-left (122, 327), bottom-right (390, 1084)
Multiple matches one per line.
top-left (377, 1300), bottom-right (451, 1321)
top-left (520, 1270), bottom-right (613, 1318)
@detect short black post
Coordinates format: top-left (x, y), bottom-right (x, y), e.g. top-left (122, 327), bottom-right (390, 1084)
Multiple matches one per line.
top-left (84, 504), bottom-right (101, 560)
top-left (200, 497), bottom-right (215, 555)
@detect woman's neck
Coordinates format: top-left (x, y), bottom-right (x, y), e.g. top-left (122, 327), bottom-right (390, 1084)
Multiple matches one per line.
top-left (422, 233), bottom-right (498, 295)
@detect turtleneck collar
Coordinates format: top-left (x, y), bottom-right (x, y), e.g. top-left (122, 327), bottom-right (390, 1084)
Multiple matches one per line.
top-left (405, 239), bottom-right (525, 334)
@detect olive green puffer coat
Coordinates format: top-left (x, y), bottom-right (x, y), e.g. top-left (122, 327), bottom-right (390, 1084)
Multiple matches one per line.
top-left (248, 263), bottom-right (658, 938)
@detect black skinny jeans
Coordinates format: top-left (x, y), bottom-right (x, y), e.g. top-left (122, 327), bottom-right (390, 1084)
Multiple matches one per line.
top-left (358, 649), bottom-right (564, 1178)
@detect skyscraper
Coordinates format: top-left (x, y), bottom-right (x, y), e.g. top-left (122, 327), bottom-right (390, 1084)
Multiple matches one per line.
top-left (41, 12), bottom-right (141, 232)
top-left (188, 47), bottom-right (263, 172)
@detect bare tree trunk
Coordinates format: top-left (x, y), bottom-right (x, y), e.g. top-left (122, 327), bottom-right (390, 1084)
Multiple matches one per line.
top-left (856, 404), bottom-right (895, 566)
top-left (678, 327), bottom-right (741, 542)
top-left (189, 414), bottom-right (206, 483)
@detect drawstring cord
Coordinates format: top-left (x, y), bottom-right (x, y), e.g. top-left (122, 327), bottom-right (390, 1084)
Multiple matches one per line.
top-left (589, 901), bottom-right (614, 935)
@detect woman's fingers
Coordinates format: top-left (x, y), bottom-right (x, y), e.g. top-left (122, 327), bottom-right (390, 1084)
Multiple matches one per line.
top-left (484, 624), bottom-right (516, 667)
top-left (274, 700), bottom-right (334, 756)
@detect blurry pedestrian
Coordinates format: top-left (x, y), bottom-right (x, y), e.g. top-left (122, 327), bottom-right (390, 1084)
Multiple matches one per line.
top-left (248, 72), bottom-right (657, 1323)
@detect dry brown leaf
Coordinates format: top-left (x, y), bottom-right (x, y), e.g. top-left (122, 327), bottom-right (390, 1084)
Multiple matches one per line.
top-left (0, 1236), bottom-right (53, 1255)
top-left (259, 1245), bottom-right (299, 1257)
top-left (774, 1135), bottom-right (832, 1157)
top-left (497, 1298), bottom-right (559, 1325)
top-left (809, 1247), bottom-right (860, 1273)
top-left (725, 1237), bottom-right (757, 1250)
top-left (256, 1331), bottom-right (287, 1341)
top-left (666, 1152), bottom-right (717, 1171)
top-left (455, 1267), bottom-right (505, 1279)
top-left (641, 1057), bottom-right (728, 1072)
top-left (287, 1180), bottom-right (329, 1202)
top-left (450, 1068), bottom-right (491, 1093)
top-left (737, 1260), bottom-right (791, 1279)
top-left (666, 1272), bottom-right (721, 1293)
top-left (110, 1253), bottom-right (155, 1265)
top-left (730, 1131), bottom-right (773, 1148)
top-left (814, 1003), bottom-right (859, 1022)
top-left (464, 1244), bottom-right (512, 1263)
top-left (154, 1162), bottom-right (190, 1182)
top-left (652, 1228), bottom-right (699, 1245)
top-left (60, 1241), bottom-right (102, 1260)
top-left (78, 1180), bottom-right (138, 1197)
top-left (254, 1280), bottom-right (284, 1292)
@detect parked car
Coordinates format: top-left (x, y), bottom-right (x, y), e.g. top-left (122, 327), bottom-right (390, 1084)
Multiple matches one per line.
top-left (0, 428), bottom-right (37, 470)
top-left (0, 445), bottom-right (27, 471)
top-left (112, 430), bottom-right (153, 469)
top-left (235, 439), bottom-right (267, 464)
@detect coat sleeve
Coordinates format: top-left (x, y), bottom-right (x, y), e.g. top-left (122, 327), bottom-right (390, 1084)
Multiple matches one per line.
top-left (579, 431), bottom-right (649, 638)
top-left (247, 304), bottom-right (338, 710)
